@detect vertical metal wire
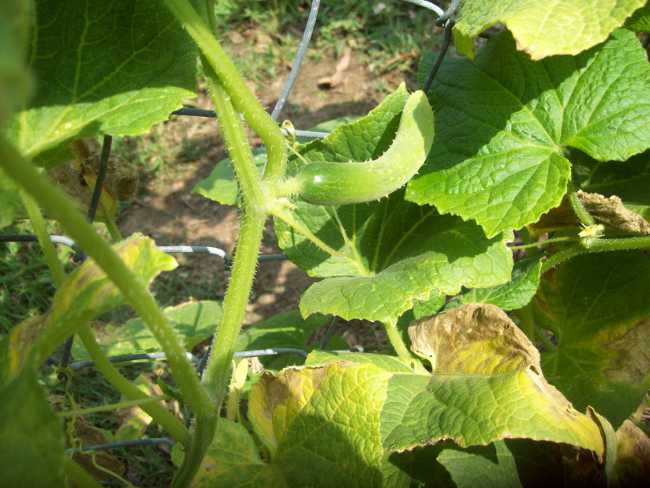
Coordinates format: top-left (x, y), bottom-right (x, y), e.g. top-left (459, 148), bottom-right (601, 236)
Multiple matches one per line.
top-left (270, 0), bottom-right (321, 121)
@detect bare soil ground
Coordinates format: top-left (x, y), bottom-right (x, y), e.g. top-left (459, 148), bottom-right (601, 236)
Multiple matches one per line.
top-left (117, 39), bottom-right (408, 345)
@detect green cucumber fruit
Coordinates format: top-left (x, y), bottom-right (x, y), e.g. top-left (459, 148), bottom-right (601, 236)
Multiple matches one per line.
top-left (286, 90), bottom-right (434, 206)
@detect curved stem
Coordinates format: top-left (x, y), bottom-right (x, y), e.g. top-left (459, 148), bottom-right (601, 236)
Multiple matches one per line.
top-left (163, 0), bottom-right (287, 180)
top-left (568, 183), bottom-right (595, 227)
top-left (19, 190), bottom-right (66, 286)
top-left (77, 325), bottom-right (190, 445)
top-left (540, 245), bottom-right (586, 274)
top-left (383, 320), bottom-right (415, 364)
top-left (0, 139), bottom-right (214, 486)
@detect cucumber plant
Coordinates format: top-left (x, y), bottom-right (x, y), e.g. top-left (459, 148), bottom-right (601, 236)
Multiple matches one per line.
top-left (1, 0), bottom-right (650, 487)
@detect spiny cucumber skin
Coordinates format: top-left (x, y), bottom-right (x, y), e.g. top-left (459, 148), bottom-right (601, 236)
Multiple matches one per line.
top-left (296, 91), bottom-right (434, 206)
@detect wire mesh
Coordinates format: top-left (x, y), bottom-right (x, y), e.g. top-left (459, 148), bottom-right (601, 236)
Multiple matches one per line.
top-left (0, 0), bottom-right (452, 454)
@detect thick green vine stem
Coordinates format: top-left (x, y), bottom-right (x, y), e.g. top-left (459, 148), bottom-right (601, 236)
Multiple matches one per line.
top-left (0, 138), bottom-right (215, 488)
top-left (581, 235), bottom-right (650, 252)
top-left (169, 71), bottom-right (269, 488)
top-left (384, 320), bottom-right (416, 365)
top-left (201, 79), bottom-right (266, 404)
top-left (162, 0), bottom-right (287, 180)
top-left (541, 235), bottom-right (650, 274)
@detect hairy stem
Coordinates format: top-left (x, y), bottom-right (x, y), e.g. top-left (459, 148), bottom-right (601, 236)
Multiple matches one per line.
top-left (0, 139), bottom-right (214, 488)
top-left (163, 0), bottom-right (287, 180)
top-left (172, 73), bottom-right (268, 488)
top-left (77, 325), bottom-right (190, 445)
top-left (581, 235), bottom-right (650, 253)
top-left (541, 235), bottom-right (650, 274)
top-left (201, 79), bottom-right (265, 401)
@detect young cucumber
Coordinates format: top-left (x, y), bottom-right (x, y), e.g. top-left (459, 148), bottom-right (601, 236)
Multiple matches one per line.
top-left (289, 90), bottom-right (433, 206)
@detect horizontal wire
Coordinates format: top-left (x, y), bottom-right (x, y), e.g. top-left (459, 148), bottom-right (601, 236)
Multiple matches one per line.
top-left (171, 107), bottom-right (328, 139)
top-left (68, 347), bottom-right (310, 371)
top-left (0, 234), bottom-right (287, 262)
top-left (65, 437), bottom-right (174, 454)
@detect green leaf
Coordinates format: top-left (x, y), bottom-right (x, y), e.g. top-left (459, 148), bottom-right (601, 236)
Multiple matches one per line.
top-left (72, 300), bottom-right (221, 360)
top-left (454, 0), bottom-right (646, 59)
top-left (235, 310), bottom-right (343, 370)
top-left (245, 305), bottom-right (605, 486)
top-left (626, 3), bottom-right (650, 31)
top-left (532, 252), bottom-right (650, 427)
top-left (0, 0), bottom-right (31, 126)
top-left (383, 304), bottom-right (605, 454)
top-left (275, 87), bottom-right (512, 325)
top-left (193, 151), bottom-right (267, 206)
top-left (582, 153), bottom-right (650, 221)
top-left (249, 362), bottom-right (411, 487)
top-left (192, 418), bottom-right (286, 487)
top-left (6, 0), bottom-right (197, 162)
top-left (0, 367), bottom-right (65, 487)
top-left (448, 259), bottom-right (542, 311)
top-left (3, 234), bottom-right (177, 377)
top-left (408, 30), bottom-right (650, 237)
top-left (389, 440), bottom-right (569, 488)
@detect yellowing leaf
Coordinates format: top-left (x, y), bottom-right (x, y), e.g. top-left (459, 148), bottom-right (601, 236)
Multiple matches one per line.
top-left (454, 0), bottom-right (646, 59)
top-left (3, 234), bottom-right (176, 378)
top-left (238, 305), bottom-right (606, 486)
top-left (532, 252), bottom-right (650, 427)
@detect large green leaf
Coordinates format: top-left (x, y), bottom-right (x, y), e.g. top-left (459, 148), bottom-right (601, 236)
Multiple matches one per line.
top-left (454, 0), bottom-right (646, 59)
top-left (72, 300), bottom-right (221, 360)
top-left (532, 252), bottom-right (650, 427)
top-left (2, 234), bottom-right (176, 378)
top-left (408, 30), bottom-right (650, 237)
top-left (242, 304), bottom-right (605, 487)
top-left (0, 0), bottom-right (31, 126)
top-left (0, 366), bottom-right (65, 487)
top-left (6, 0), bottom-right (197, 162)
top-left (275, 87), bottom-right (513, 325)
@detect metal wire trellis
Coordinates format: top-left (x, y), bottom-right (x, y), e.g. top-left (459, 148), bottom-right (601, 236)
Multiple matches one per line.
top-left (0, 0), bottom-right (453, 454)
